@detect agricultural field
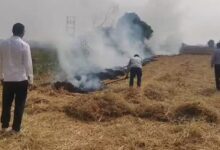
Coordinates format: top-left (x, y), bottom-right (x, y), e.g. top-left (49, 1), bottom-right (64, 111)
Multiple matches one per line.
top-left (31, 47), bottom-right (59, 77)
top-left (0, 54), bottom-right (220, 150)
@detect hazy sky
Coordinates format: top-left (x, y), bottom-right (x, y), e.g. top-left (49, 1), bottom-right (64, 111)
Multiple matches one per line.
top-left (0, 0), bottom-right (220, 45)
top-left (180, 0), bottom-right (220, 44)
top-left (114, 0), bottom-right (220, 45)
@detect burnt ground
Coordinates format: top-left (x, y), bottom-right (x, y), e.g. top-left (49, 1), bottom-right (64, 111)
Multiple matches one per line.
top-left (53, 57), bottom-right (155, 93)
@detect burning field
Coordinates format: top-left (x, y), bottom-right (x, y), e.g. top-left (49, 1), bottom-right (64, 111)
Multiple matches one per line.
top-left (1, 54), bottom-right (220, 150)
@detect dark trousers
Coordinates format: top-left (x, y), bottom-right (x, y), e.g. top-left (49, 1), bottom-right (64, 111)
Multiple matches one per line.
top-left (1, 80), bottom-right (28, 132)
top-left (129, 67), bottom-right (142, 87)
top-left (215, 65), bottom-right (220, 90)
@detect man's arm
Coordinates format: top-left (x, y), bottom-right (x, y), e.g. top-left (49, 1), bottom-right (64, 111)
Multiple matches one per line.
top-left (140, 57), bottom-right (143, 66)
top-left (24, 45), bottom-right (34, 84)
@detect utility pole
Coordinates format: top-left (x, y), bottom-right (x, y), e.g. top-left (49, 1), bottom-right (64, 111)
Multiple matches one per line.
top-left (66, 16), bottom-right (76, 37)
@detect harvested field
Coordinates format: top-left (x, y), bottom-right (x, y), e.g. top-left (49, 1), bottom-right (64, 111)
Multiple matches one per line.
top-left (1, 54), bottom-right (220, 150)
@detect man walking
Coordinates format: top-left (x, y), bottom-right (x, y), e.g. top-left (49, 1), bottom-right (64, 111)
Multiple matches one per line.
top-left (0, 23), bottom-right (33, 133)
top-left (127, 54), bottom-right (143, 88)
top-left (211, 42), bottom-right (220, 90)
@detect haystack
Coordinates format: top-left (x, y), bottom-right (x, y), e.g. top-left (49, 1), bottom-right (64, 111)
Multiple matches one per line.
top-left (64, 92), bottom-right (131, 121)
top-left (170, 102), bottom-right (218, 123)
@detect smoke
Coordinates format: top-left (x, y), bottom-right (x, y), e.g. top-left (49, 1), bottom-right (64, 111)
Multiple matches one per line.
top-left (0, 0), bottom-right (183, 90)
top-left (0, 0), bottom-right (182, 51)
top-left (142, 0), bottom-right (183, 55)
top-left (55, 0), bottom-right (182, 90)
top-left (56, 11), bottom-right (155, 90)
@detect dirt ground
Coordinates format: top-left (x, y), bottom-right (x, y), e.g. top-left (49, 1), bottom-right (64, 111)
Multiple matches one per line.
top-left (0, 54), bottom-right (220, 150)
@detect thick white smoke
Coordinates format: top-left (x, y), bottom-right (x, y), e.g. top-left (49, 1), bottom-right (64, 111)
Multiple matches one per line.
top-left (0, 0), bottom-right (183, 90)
top-left (0, 0), bottom-right (182, 52)
top-left (56, 13), bottom-right (153, 90)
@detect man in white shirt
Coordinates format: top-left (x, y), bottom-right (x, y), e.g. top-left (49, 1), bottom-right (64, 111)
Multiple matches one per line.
top-left (211, 42), bottom-right (220, 90)
top-left (127, 54), bottom-right (143, 87)
top-left (0, 23), bottom-right (33, 133)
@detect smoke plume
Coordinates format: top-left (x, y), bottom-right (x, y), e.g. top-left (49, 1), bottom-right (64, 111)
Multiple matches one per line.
top-left (142, 0), bottom-right (183, 55)
top-left (57, 12), bottom-right (154, 91)
top-left (0, 0), bottom-right (183, 90)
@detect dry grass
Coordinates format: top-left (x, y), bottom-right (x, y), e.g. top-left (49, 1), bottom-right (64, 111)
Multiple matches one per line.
top-left (134, 103), bottom-right (169, 122)
top-left (65, 91), bottom-right (170, 122)
top-left (1, 54), bottom-right (220, 149)
top-left (143, 83), bottom-right (176, 101)
top-left (170, 101), bottom-right (219, 123)
top-left (64, 92), bottom-right (131, 121)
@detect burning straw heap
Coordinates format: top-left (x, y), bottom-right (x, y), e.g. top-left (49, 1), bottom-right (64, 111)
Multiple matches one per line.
top-left (54, 12), bottom-right (154, 93)
top-left (53, 57), bottom-right (155, 93)
top-left (53, 67), bottom-right (126, 93)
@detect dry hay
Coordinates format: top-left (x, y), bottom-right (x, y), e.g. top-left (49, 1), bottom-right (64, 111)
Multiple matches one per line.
top-left (124, 88), bottom-right (143, 103)
top-left (134, 103), bottom-right (169, 122)
top-left (170, 102), bottom-right (219, 123)
top-left (0, 130), bottom-right (54, 150)
top-left (171, 122), bottom-right (206, 147)
top-left (144, 86), bottom-right (167, 101)
top-left (64, 91), bottom-right (171, 122)
top-left (143, 83), bottom-right (176, 101)
top-left (64, 92), bottom-right (131, 121)
top-left (157, 73), bottom-right (175, 82)
top-left (199, 88), bottom-right (216, 97)
top-left (156, 68), bottom-right (189, 88)
top-left (26, 97), bottom-right (51, 115)
top-left (64, 91), bottom-right (219, 123)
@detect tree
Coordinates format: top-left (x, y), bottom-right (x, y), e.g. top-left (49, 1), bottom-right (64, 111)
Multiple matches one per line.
top-left (116, 12), bottom-right (153, 41)
top-left (208, 40), bottom-right (215, 48)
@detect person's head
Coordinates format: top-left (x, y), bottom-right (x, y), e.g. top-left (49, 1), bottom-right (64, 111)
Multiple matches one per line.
top-left (217, 42), bottom-right (220, 49)
top-left (12, 23), bottom-right (25, 37)
top-left (134, 54), bottom-right (140, 57)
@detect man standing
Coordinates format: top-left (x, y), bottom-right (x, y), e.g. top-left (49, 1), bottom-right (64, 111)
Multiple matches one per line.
top-left (211, 42), bottom-right (220, 90)
top-left (127, 54), bottom-right (143, 87)
top-left (0, 23), bottom-right (33, 133)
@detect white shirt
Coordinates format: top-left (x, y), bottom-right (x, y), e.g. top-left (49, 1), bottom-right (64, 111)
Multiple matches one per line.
top-left (128, 56), bottom-right (143, 69)
top-left (0, 36), bottom-right (33, 84)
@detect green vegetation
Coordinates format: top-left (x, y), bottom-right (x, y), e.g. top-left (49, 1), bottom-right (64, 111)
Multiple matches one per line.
top-left (31, 48), bottom-right (59, 77)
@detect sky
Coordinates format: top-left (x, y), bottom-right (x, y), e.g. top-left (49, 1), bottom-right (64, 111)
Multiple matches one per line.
top-left (113, 0), bottom-right (220, 45)
top-left (0, 0), bottom-right (220, 45)
top-left (180, 0), bottom-right (220, 44)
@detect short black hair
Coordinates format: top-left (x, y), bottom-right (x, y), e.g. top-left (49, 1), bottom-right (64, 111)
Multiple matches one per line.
top-left (217, 42), bottom-right (220, 49)
top-left (134, 54), bottom-right (139, 57)
top-left (12, 23), bottom-right (25, 36)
